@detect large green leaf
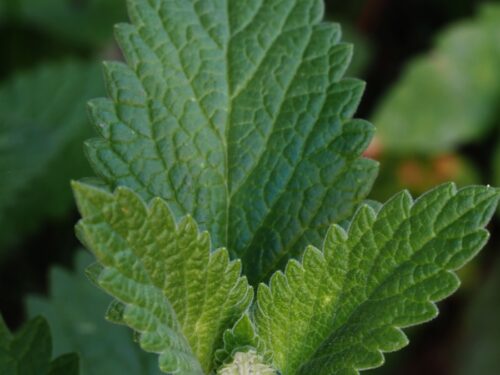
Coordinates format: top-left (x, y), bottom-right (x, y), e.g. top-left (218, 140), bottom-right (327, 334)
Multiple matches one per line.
top-left (0, 60), bottom-right (103, 256)
top-left (255, 183), bottom-right (499, 375)
top-left (0, 315), bottom-right (79, 375)
top-left (26, 251), bottom-right (160, 375)
top-left (373, 4), bottom-right (500, 154)
top-left (86, 0), bottom-right (378, 284)
top-left (73, 182), bottom-right (253, 374)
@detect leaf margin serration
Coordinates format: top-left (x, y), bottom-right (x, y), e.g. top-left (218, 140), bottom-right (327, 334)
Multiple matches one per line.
top-left (254, 182), bottom-right (500, 375)
top-left (82, 0), bottom-right (379, 285)
top-left (72, 180), bottom-right (253, 374)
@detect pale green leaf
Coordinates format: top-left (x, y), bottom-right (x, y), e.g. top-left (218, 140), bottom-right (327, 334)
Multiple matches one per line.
top-left (0, 60), bottom-right (103, 255)
top-left (26, 251), bottom-right (160, 375)
top-left (255, 183), bottom-right (499, 375)
top-left (373, 4), bottom-right (500, 154)
top-left (86, 0), bottom-right (378, 284)
top-left (214, 314), bottom-right (269, 367)
top-left (72, 182), bottom-right (253, 374)
top-left (0, 315), bottom-right (79, 375)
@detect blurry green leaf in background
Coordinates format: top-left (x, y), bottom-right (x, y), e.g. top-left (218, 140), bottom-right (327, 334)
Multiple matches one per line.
top-left (368, 3), bottom-right (500, 203)
top-left (0, 314), bottom-right (79, 375)
top-left (373, 4), bottom-right (500, 154)
top-left (26, 251), bottom-right (160, 375)
top-left (0, 61), bottom-right (103, 257)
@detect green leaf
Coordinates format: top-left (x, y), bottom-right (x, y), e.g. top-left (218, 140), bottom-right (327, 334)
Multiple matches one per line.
top-left (214, 314), bottom-right (269, 367)
top-left (72, 182), bottom-right (253, 374)
top-left (373, 4), bottom-right (500, 154)
top-left (255, 183), bottom-right (499, 375)
top-left (0, 60), bottom-right (103, 256)
top-left (0, 315), bottom-right (79, 375)
top-left (26, 251), bottom-right (160, 375)
top-left (86, 0), bottom-right (378, 284)
top-left (458, 256), bottom-right (500, 375)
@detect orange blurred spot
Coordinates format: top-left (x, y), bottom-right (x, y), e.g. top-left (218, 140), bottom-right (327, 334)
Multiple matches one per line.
top-left (397, 159), bottom-right (426, 189)
top-left (433, 154), bottom-right (460, 180)
top-left (363, 136), bottom-right (382, 160)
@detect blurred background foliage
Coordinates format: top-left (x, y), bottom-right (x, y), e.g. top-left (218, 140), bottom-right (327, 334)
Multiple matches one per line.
top-left (0, 0), bottom-right (499, 374)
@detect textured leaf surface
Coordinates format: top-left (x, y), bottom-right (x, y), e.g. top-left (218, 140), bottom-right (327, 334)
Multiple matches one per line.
top-left (373, 4), bottom-right (500, 153)
top-left (26, 251), bottom-right (160, 375)
top-left (458, 256), bottom-right (500, 375)
top-left (214, 314), bottom-right (268, 367)
top-left (87, 0), bottom-right (378, 283)
top-left (0, 315), bottom-right (78, 375)
top-left (0, 60), bottom-right (103, 255)
top-left (255, 183), bottom-right (499, 375)
top-left (73, 182), bottom-right (253, 374)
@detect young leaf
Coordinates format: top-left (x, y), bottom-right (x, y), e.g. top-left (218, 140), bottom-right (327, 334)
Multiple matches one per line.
top-left (86, 0), bottom-right (378, 284)
top-left (26, 251), bottom-right (160, 375)
top-left (0, 60), bottom-right (103, 256)
top-left (373, 4), bottom-right (500, 154)
top-left (0, 315), bottom-right (79, 375)
top-left (255, 183), bottom-right (499, 375)
top-left (214, 314), bottom-right (268, 367)
top-left (72, 182), bottom-right (253, 374)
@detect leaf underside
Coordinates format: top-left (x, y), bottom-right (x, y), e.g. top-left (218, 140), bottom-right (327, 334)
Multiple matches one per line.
top-left (73, 182), bottom-right (253, 374)
top-left (255, 183), bottom-right (499, 375)
top-left (86, 0), bottom-right (378, 284)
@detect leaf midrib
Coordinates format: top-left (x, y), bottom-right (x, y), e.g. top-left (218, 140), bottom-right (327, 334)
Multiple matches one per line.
top-left (225, 0), bottom-right (309, 255)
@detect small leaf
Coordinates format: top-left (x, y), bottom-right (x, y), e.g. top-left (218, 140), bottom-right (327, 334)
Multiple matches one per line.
top-left (215, 314), bottom-right (269, 367)
top-left (0, 315), bottom-right (79, 375)
top-left (73, 182), bottom-right (253, 374)
top-left (255, 183), bottom-right (499, 375)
